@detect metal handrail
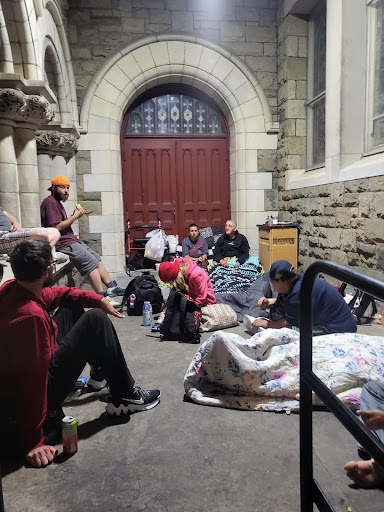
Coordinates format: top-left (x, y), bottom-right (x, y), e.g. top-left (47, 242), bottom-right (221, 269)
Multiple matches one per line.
top-left (300, 260), bottom-right (384, 512)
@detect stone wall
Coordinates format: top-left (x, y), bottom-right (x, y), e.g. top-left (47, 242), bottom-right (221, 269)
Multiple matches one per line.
top-left (279, 176), bottom-right (384, 280)
top-left (66, 0), bottom-right (278, 117)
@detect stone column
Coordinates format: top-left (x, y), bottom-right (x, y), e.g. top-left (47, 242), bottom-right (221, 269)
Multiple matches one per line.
top-left (0, 87), bottom-right (55, 226)
top-left (14, 125), bottom-right (40, 226)
top-left (0, 121), bottom-right (20, 218)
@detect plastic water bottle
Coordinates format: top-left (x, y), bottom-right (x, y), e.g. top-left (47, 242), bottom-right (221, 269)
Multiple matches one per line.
top-left (129, 294), bottom-right (135, 310)
top-left (142, 301), bottom-right (152, 327)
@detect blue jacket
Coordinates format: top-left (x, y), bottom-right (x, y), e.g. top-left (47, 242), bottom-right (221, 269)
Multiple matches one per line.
top-left (282, 274), bottom-right (357, 333)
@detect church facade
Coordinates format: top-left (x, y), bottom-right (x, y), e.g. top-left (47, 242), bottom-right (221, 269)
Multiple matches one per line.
top-left (0, 0), bottom-right (383, 280)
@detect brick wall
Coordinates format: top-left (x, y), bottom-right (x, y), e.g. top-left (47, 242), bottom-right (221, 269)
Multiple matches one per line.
top-left (279, 177), bottom-right (384, 280)
top-left (66, 0), bottom-right (279, 116)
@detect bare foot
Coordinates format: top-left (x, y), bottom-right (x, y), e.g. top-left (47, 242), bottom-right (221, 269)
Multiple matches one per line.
top-left (344, 459), bottom-right (384, 488)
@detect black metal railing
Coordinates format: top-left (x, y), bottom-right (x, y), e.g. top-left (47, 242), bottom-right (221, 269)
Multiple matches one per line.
top-left (300, 260), bottom-right (384, 512)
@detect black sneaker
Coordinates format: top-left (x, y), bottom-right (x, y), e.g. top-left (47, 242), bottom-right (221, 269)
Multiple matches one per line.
top-left (105, 386), bottom-right (161, 416)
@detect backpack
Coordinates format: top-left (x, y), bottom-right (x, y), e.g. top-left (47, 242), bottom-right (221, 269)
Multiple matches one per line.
top-left (160, 289), bottom-right (201, 344)
top-left (120, 274), bottom-right (163, 316)
top-left (338, 283), bottom-right (377, 324)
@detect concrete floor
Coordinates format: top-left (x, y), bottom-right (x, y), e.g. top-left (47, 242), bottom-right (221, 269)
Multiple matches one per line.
top-left (1, 272), bottom-right (384, 512)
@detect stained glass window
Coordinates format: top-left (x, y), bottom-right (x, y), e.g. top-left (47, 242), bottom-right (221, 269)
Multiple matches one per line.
top-left (307, 1), bottom-right (326, 168)
top-left (368, 0), bottom-right (384, 148)
top-left (126, 94), bottom-right (225, 135)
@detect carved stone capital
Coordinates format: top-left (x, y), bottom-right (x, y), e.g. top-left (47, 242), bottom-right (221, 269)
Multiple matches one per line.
top-left (36, 129), bottom-right (79, 157)
top-left (0, 88), bottom-right (55, 125)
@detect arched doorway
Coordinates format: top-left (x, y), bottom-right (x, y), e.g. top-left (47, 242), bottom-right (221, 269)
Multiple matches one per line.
top-left (121, 86), bottom-right (230, 240)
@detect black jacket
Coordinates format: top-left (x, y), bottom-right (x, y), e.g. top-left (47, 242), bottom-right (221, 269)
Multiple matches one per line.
top-left (213, 232), bottom-right (250, 265)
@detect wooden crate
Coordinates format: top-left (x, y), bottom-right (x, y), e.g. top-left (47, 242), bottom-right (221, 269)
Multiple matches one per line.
top-left (258, 226), bottom-right (298, 270)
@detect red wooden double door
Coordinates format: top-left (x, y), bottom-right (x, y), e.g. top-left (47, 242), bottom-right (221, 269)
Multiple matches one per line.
top-left (122, 136), bottom-right (230, 239)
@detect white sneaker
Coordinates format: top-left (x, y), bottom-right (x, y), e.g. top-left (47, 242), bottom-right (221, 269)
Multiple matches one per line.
top-left (243, 314), bottom-right (256, 332)
top-left (87, 378), bottom-right (107, 391)
top-left (105, 296), bottom-right (120, 308)
top-left (53, 252), bottom-right (69, 264)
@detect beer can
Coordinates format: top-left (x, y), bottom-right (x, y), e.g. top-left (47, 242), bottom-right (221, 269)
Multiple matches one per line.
top-left (62, 416), bottom-right (78, 455)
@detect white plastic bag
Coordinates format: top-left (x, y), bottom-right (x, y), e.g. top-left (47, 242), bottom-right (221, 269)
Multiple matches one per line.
top-left (144, 229), bottom-right (165, 261)
top-left (167, 235), bottom-right (179, 253)
top-left (145, 229), bottom-right (159, 238)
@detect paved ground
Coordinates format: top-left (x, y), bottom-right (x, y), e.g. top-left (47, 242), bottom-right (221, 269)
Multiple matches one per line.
top-left (1, 271), bottom-right (384, 512)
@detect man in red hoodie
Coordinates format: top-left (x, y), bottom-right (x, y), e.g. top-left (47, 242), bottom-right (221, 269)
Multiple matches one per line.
top-left (0, 240), bottom-right (160, 468)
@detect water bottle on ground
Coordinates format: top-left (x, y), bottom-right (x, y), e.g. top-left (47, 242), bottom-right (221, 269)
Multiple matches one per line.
top-left (143, 301), bottom-right (152, 326)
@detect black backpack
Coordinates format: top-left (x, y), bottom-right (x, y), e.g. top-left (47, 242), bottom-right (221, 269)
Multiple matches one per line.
top-left (160, 289), bottom-right (201, 344)
top-left (338, 283), bottom-right (377, 324)
top-left (120, 274), bottom-right (163, 316)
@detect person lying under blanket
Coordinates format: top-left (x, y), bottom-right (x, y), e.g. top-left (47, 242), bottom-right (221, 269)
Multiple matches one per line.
top-left (246, 260), bottom-right (356, 335)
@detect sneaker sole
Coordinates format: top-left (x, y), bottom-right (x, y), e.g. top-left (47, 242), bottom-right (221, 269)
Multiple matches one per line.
top-left (105, 399), bottom-right (160, 416)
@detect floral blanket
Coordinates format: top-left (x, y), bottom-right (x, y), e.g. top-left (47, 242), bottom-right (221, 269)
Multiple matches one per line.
top-left (184, 328), bottom-right (384, 412)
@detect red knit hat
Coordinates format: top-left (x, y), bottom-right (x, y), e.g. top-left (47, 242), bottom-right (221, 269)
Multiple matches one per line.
top-left (159, 260), bottom-right (181, 283)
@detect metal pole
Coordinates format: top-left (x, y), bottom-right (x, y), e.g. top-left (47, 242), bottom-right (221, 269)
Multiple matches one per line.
top-left (299, 264), bottom-right (317, 512)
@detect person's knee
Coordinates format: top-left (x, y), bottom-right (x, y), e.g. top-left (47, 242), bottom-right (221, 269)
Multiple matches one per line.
top-left (84, 308), bottom-right (107, 322)
top-left (30, 227), bottom-right (60, 246)
top-left (363, 381), bottom-right (384, 400)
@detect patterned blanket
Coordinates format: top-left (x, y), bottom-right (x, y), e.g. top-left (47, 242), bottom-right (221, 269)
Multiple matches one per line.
top-left (184, 328), bottom-right (384, 412)
top-left (208, 258), bottom-right (262, 294)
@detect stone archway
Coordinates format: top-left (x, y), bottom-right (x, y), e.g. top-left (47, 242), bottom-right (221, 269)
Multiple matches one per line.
top-left (79, 34), bottom-right (278, 275)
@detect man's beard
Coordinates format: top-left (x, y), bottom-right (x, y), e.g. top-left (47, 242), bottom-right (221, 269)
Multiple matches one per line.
top-left (53, 191), bottom-right (68, 202)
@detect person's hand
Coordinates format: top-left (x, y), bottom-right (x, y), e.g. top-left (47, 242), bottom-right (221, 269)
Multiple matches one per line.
top-left (252, 318), bottom-right (269, 329)
top-left (234, 261), bottom-right (240, 268)
top-left (220, 259), bottom-right (228, 267)
top-left (10, 220), bottom-right (21, 232)
top-left (201, 254), bottom-right (207, 261)
top-left (72, 207), bottom-right (84, 220)
top-left (26, 445), bottom-right (58, 468)
top-left (258, 296), bottom-right (270, 309)
top-left (358, 409), bottom-right (384, 430)
top-left (100, 297), bottom-right (125, 318)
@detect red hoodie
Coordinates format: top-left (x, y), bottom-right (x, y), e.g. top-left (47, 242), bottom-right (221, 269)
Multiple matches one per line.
top-left (0, 280), bottom-right (102, 456)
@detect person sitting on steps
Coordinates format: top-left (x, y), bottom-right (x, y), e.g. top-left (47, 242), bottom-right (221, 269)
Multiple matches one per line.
top-left (40, 175), bottom-right (124, 306)
top-left (0, 240), bottom-right (160, 468)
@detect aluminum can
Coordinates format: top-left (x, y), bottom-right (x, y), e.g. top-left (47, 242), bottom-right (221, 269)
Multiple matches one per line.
top-left (62, 416), bottom-right (78, 455)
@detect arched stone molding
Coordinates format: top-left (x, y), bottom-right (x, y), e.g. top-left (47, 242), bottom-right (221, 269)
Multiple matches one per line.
top-left (42, 0), bottom-right (79, 127)
top-left (79, 34), bottom-right (278, 275)
top-left (42, 36), bottom-right (72, 123)
top-left (1, 0), bottom-right (40, 79)
top-left (0, 4), bottom-right (14, 73)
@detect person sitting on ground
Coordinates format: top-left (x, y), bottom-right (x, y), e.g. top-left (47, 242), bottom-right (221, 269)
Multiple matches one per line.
top-left (0, 205), bottom-right (64, 261)
top-left (250, 259), bottom-right (357, 334)
top-left (40, 175), bottom-right (123, 304)
top-left (242, 271), bottom-right (284, 331)
top-left (181, 223), bottom-right (209, 270)
top-left (214, 220), bottom-right (250, 268)
top-left (0, 240), bottom-right (160, 468)
top-left (344, 381), bottom-right (384, 488)
top-left (159, 258), bottom-right (216, 308)
top-left (153, 258), bottom-right (216, 331)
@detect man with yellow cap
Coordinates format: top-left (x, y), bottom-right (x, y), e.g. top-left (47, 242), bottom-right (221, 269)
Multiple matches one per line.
top-left (41, 176), bottom-right (124, 306)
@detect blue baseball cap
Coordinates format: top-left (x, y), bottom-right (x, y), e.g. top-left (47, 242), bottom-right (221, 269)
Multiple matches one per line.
top-left (270, 260), bottom-right (296, 280)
